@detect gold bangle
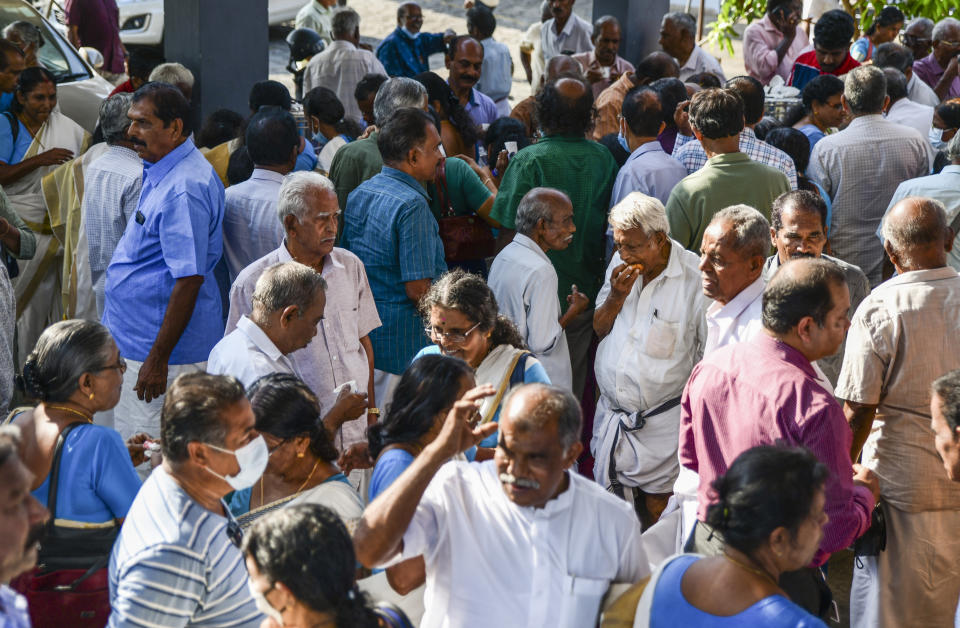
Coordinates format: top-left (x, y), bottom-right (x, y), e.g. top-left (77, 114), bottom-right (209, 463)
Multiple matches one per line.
top-left (483, 178), bottom-right (493, 186)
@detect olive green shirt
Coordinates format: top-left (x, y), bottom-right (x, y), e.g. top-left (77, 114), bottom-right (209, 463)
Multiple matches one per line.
top-left (329, 131), bottom-right (382, 210)
top-left (665, 152), bottom-right (790, 252)
top-left (489, 135), bottom-right (618, 305)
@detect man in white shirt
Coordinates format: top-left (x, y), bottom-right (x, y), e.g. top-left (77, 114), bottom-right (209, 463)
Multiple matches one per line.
top-left (295, 0), bottom-right (337, 44)
top-left (659, 12), bottom-right (726, 82)
top-left (541, 0), bottom-right (593, 63)
top-left (591, 193), bottom-right (706, 528)
top-left (209, 261), bottom-right (325, 387)
top-left (222, 107), bottom-right (297, 282)
top-left (354, 383), bottom-right (649, 628)
top-left (488, 187), bottom-right (588, 391)
top-left (303, 8), bottom-right (387, 127)
top-left (882, 68), bottom-right (935, 156)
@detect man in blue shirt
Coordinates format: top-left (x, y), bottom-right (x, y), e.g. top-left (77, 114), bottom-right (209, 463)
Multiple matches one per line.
top-left (341, 107), bottom-right (446, 406)
top-left (376, 2), bottom-right (455, 78)
top-left (103, 82), bottom-right (225, 447)
top-left (446, 35), bottom-right (500, 127)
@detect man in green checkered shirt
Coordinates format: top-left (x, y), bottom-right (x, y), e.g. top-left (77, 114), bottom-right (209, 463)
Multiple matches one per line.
top-left (490, 76), bottom-right (618, 398)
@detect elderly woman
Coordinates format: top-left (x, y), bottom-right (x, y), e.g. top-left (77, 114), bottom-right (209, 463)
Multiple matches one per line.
top-left (792, 74), bottom-right (845, 154)
top-left (416, 269), bottom-right (550, 460)
top-left (244, 504), bottom-right (413, 627)
top-left (8, 320), bottom-right (142, 576)
top-left (0, 67), bottom-right (88, 364)
top-left (228, 373), bottom-right (363, 529)
top-left (2, 21), bottom-right (43, 68)
top-left (633, 446), bottom-right (830, 627)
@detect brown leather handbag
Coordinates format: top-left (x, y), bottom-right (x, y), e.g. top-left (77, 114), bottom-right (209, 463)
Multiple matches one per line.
top-left (435, 161), bottom-right (495, 263)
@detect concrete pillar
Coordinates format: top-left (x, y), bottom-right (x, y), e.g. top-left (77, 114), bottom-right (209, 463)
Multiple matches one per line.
top-left (164, 0), bottom-right (269, 129)
top-left (592, 0), bottom-right (670, 65)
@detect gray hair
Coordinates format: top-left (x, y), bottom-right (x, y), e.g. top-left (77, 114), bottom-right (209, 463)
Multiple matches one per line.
top-left (933, 17), bottom-right (960, 42)
top-left (277, 171), bottom-right (337, 224)
top-left (19, 320), bottom-right (114, 403)
top-left (844, 65), bottom-right (886, 115)
top-left (251, 261), bottom-right (327, 324)
top-left (372, 77), bottom-right (427, 127)
top-left (882, 196), bottom-right (948, 253)
top-left (515, 187), bottom-right (569, 235)
top-left (663, 12), bottom-right (696, 38)
top-left (148, 62), bottom-right (195, 88)
top-left (99, 93), bottom-right (133, 145)
top-left (3, 21), bottom-right (41, 47)
top-left (609, 192), bottom-right (669, 235)
top-left (710, 204), bottom-right (771, 259)
top-left (907, 17), bottom-right (934, 38)
top-left (0, 424), bottom-right (21, 470)
top-left (947, 131), bottom-right (960, 162)
top-left (502, 383), bottom-right (583, 450)
top-left (332, 8), bottom-right (361, 38)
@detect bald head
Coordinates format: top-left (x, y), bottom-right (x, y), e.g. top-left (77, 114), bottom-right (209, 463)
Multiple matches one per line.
top-left (635, 51), bottom-right (680, 84)
top-left (882, 197), bottom-right (952, 271)
top-left (501, 384), bottom-right (582, 450)
top-left (536, 76), bottom-right (594, 136)
top-left (515, 187), bottom-right (572, 236)
top-left (545, 54), bottom-right (583, 83)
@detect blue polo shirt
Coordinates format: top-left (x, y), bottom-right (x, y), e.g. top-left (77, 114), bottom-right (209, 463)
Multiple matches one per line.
top-left (341, 166), bottom-right (447, 374)
top-left (103, 139), bottom-right (225, 364)
top-left (376, 27), bottom-right (447, 78)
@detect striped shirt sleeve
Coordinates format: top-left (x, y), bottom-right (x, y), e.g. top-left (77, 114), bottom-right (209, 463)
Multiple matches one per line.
top-left (109, 544), bottom-right (206, 627)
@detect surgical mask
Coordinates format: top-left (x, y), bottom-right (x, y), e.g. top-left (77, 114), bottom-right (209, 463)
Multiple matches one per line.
top-left (248, 581), bottom-right (284, 625)
top-left (617, 131), bottom-right (630, 154)
top-left (205, 436), bottom-right (268, 491)
top-left (401, 26), bottom-right (420, 39)
top-left (930, 126), bottom-right (947, 149)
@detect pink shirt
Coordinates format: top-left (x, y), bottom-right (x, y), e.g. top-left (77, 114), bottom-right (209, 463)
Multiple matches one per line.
top-left (743, 15), bottom-right (810, 85)
top-left (679, 333), bottom-right (874, 566)
top-left (573, 51), bottom-right (636, 99)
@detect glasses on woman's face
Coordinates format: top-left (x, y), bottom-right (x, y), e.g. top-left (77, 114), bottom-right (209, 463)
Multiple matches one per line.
top-left (425, 321), bottom-right (481, 345)
top-left (98, 356), bottom-right (127, 374)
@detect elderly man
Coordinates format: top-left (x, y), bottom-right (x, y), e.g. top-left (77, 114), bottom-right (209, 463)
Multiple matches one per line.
top-left (228, 171), bottom-right (379, 453)
top-left (788, 9), bottom-right (859, 90)
top-left (593, 51), bottom-right (679, 140)
top-left (376, 2), bottom-right (455, 78)
top-left (573, 16), bottom-right (634, 99)
top-left (592, 193), bottom-right (705, 528)
top-left (659, 12), bottom-right (725, 82)
top-left (103, 83), bottom-right (224, 444)
top-left (743, 0), bottom-right (808, 85)
top-left (148, 63), bottom-right (195, 102)
top-left (883, 68), bottom-right (935, 140)
top-left (467, 6), bottom-right (513, 117)
top-left (610, 87), bottom-right (687, 206)
top-left (808, 65), bottom-right (930, 286)
top-left (295, 0), bottom-right (337, 43)
top-left (488, 188), bottom-right (587, 390)
top-left (665, 89), bottom-right (790, 252)
top-left (82, 93), bottom-right (142, 318)
top-left (210, 262), bottom-right (325, 387)
top-left (884, 133), bottom-right (960, 273)
top-left (0, 41), bottom-right (24, 113)
top-left (446, 36), bottom-right (498, 127)
top-left (902, 17), bottom-right (935, 63)
top-left (838, 197), bottom-right (960, 628)
top-left (342, 108), bottom-right (446, 405)
top-left (681, 257), bottom-right (878, 615)
top-left (108, 373), bottom-right (263, 627)
top-left (0, 426), bottom-right (48, 627)
top-left (222, 107), bottom-right (297, 282)
top-left (875, 42), bottom-right (940, 107)
top-left (64, 0), bottom-right (124, 81)
top-left (672, 75), bottom-right (798, 187)
top-left (354, 383), bottom-right (648, 628)
top-left (303, 8), bottom-right (386, 126)
top-left (491, 77), bottom-right (618, 399)
top-left (329, 77), bottom-right (427, 209)
top-left (913, 17), bottom-right (960, 101)
top-left (762, 191), bottom-right (869, 386)
top-left (541, 0), bottom-right (593, 63)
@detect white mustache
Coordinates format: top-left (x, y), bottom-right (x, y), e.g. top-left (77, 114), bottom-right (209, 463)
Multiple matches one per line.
top-left (499, 472), bottom-right (540, 489)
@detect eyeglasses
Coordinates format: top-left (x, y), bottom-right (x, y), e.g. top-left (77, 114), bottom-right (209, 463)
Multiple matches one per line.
top-left (425, 321), bottom-right (481, 344)
top-left (900, 33), bottom-right (932, 46)
top-left (98, 356), bottom-right (127, 374)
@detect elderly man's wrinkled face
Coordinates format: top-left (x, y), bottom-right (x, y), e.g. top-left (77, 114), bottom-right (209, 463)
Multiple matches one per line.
top-left (773, 205), bottom-right (826, 263)
top-left (933, 24), bottom-right (960, 66)
top-left (594, 21), bottom-right (622, 67)
top-left (287, 187), bottom-right (340, 259)
top-left (494, 391), bottom-right (581, 509)
top-left (813, 42), bottom-right (849, 74)
top-left (659, 18), bottom-right (688, 60)
top-left (699, 220), bottom-right (763, 305)
top-left (932, 393), bottom-right (960, 481)
top-left (280, 291), bottom-right (326, 354)
top-left (614, 226), bottom-right (663, 271)
top-left (804, 280), bottom-right (850, 360)
top-left (0, 455), bottom-right (48, 583)
top-left (539, 196), bottom-right (576, 251)
top-left (901, 23), bottom-right (933, 59)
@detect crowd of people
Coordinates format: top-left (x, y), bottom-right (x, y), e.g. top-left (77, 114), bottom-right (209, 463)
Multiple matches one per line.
top-left (1, 0), bottom-right (960, 626)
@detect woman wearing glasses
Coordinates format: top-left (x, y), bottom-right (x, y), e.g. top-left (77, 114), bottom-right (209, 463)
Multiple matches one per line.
top-left (227, 373), bottom-right (363, 529)
top-left (416, 269), bottom-right (551, 461)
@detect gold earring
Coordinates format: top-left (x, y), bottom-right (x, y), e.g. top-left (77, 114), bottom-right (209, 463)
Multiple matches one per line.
top-left (297, 452), bottom-right (305, 458)
top-left (89, 393), bottom-right (95, 401)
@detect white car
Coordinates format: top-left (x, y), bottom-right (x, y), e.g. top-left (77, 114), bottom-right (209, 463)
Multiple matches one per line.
top-left (117, 0), bottom-right (304, 47)
top-left (1, 0), bottom-right (112, 132)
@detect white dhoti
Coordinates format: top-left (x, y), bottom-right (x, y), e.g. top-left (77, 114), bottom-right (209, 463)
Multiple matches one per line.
top-left (114, 358), bottom-right (207, 441)
top-left (850, 502), bottom-right (960, 628)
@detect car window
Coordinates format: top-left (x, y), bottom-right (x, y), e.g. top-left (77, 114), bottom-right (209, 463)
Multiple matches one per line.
top-left (0, 3), bottom-right (91, 82)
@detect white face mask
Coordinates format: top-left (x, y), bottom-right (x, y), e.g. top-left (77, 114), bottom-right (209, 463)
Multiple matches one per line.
top-left (930, 126), bottom-right (947, 149)
top-left (248, 580), bottom-right (285, 625)
top-left (401, 26), bottom-right (420, 39)
top-left (205, 436), bottom-right (268, 491)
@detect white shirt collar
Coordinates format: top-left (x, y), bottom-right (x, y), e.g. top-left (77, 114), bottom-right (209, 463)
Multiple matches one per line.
top-left (511, 232), bottom-right (552, 265)
top-left (236, 315), bottom-right (287, 362)
top-left (706, 275), bottom-right (765, 322)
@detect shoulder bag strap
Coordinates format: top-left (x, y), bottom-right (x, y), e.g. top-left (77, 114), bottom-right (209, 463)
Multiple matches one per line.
top-left (480, 350), bottom-right (530, 425)
top-left (436, 159), bottom-right (455, 218)
top-left (46, 421), bottom-right (86, 521)
top-left (3, 111), bottom-right (18, 144)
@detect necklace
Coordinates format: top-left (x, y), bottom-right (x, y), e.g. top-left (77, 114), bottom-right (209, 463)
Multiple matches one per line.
top-left (45, 404), bottom-right (93, 423)
top-left (258, 458), bottom-right (324, 508)
top-left (723, 552), bottom-right (780, 588)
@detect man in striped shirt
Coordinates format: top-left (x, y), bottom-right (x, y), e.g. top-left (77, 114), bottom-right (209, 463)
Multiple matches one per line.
top-left (108, 373), bottom-right (264, 627)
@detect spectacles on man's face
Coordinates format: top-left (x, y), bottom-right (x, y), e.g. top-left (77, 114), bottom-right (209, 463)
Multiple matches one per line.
top-left (425, 321), bottom-right (481, 345)
top-left (900, 33), bottom-right (932, 47)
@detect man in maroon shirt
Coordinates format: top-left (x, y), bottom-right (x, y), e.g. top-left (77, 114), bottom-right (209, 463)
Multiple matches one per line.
top-left (65, 0), bottom-right (125, 81)
top-left (679, 257), bottom-right (878, 617)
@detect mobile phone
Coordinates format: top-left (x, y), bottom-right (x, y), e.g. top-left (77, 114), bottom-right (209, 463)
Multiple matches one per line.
top-left (505, 141), bottom-right (518, 158)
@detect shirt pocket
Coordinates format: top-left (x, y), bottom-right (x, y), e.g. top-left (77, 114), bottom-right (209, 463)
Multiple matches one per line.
top-left (643, 315), bottom-right (679, 360)
top-left (336, 308), bottom-right (362, 352)
top-left (558, 574), bottom-right (610, 628)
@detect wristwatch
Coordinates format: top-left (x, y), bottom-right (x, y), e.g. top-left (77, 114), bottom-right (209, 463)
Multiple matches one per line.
top-left (367, 407), bottom-right (381, 416)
